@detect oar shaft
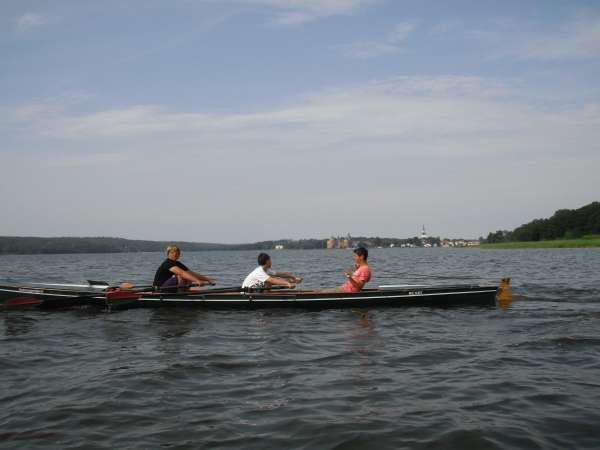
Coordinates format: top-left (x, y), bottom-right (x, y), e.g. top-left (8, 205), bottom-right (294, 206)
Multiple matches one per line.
top-left (154, 286), bottom-right (243, 296)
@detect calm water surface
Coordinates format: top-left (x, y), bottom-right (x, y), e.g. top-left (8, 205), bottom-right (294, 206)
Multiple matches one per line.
top-left (1, 248), bottom-right (600, 449)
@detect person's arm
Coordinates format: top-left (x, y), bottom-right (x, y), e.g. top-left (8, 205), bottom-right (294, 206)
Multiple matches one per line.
top-left (169, 266), bottom-right (214, 285)
top-left (190, 271), bottom-right (216, 285)
top-left (271, 271), bottom-right (302, 283)
top-left (343, 269), bottom-right (366, 291)
top-left (267, 276), bottom-right (295, 289)
top-left (344, 274), bottom-right (365, 291)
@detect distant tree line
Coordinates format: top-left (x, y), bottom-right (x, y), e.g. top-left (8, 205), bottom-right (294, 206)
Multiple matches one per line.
top-left (229, 239), bottom-right (328, 250)
top-left (0, 237), bottom-right (226, 255)
top-left (483, 201), bottom-right (600, 243)
top-left (0, 235), bottom-right (446, 255)
top-left (0, 236), bottom-right (330, 255)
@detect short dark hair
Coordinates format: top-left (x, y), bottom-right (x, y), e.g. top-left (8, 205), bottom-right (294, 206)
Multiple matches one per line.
top-left (354, 246), bottom-right (368, 260)
top-left (257, 253), bottom-right (271, 266)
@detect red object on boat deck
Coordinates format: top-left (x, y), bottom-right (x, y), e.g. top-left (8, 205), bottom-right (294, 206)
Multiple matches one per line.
top-left (106, 289), bottom-right (141, 299)
top-left (5, 297), bottom-right (44, 306)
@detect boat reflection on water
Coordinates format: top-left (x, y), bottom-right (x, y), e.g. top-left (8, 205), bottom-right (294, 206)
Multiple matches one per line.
top-left (347, 309), bottom-right (383, 364)
top-left (4, 314), bottom-right (37, 337)
top-left (349, 309), bottom-right (377, 339)
top-left (355, 309), bottom-right (373, 328)
top-left (496, 277), bottom-right (513, 310)
top-left (149, 308), bottom-right (205, 340)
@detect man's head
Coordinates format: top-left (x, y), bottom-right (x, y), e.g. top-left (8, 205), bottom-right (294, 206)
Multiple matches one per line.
top-left (353, 246), bottom-right (368, 262)
top-left (165, 245), bottom-right (181, 260)
top-left (257, 253), bottom-right (272, 269)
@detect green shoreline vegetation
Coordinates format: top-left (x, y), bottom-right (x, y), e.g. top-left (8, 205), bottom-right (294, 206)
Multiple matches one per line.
top-left (481, 235), bottom-right (600, 249)
top-left (481, 201), bottom-right (600, 249)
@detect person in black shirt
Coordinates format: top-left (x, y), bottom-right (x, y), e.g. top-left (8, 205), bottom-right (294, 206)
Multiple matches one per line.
top-left (153, 245), bottom-right (216, 291)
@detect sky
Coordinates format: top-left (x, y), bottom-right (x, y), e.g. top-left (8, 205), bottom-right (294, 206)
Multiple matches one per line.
top-left (1, 0), bottom-right (599, 243)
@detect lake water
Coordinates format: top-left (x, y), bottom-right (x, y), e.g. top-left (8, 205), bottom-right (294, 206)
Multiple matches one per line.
top-left (1, 248), bottom-right (600, 449)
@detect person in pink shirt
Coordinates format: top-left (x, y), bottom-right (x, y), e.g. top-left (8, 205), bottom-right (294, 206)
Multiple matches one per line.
top-left (341, 247), bottom-right (372, 292)
top-left (317, 247), bottom-right (372, 293)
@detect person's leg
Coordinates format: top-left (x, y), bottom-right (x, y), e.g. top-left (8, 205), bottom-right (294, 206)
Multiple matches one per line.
top-left (176, 274), bottom-right (191, 289)
top-left (247, 281), bottom-right (268, 292)
top-left (160, 275), bottom-right (178, 291)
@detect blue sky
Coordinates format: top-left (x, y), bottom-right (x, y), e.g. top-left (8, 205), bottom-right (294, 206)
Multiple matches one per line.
top-left (1, 0), bottom-right (599, 242)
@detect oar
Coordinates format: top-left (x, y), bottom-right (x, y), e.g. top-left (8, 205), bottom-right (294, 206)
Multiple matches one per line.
top-left (153, 285), bottom-right (243, 297)
top-left (89, 280), bottom-right (223, 293)
top-left (102, 285), bottom-right (245, 308)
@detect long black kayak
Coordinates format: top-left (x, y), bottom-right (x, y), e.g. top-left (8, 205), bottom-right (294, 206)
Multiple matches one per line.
top-left (0, 280), bottom-right (508, 309)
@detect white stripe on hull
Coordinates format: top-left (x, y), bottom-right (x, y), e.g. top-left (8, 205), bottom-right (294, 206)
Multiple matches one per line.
top-left (0, 287), bottom-right (98, 298)
top-left (137, 289), bottom-right (497, 304)
top-left (29, 282), bottom-right (106, 289)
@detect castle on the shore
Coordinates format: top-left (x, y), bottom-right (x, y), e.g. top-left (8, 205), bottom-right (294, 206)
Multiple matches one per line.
top-left (327, 234), bottom-right (354, 249)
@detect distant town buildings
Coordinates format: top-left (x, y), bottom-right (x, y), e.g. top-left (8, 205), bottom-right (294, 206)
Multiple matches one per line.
top-left (399, 242), bottom-right (417, 248)
top-left (420, 225), bottom-right (434, 247)
top-left (327, 234), bottom-right (354, 249)
top-left (323, 227), bottom-right (481, 249)
top-left (441, 239), bottom-right (480, 248)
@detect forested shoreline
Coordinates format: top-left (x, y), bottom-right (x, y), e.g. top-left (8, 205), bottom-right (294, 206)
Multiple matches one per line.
top-left (0, 237), bottom-right (330, 255)
top-left (483, 202), bottom-right (600, 244)
top-left (0, 236), bottom-right (438, 255)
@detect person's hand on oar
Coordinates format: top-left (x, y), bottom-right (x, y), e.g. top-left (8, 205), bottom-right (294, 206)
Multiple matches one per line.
top-left (271, 273), bottom-right (301, 286)
top-left (116, 282), bottom-right (154, 292)
top-left (187, 278), bottom-right (218, 291)
top-left (282, 275), bottom-right (302, 284)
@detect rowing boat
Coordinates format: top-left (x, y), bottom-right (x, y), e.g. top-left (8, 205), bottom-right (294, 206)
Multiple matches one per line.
top-left (0, 280), bottom-right (508, 309)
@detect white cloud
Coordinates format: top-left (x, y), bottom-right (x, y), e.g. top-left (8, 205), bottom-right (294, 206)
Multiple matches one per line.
top-left (13, 76), bottom-right (599, 166)
top-left (208, 0), bottom-right (378, 25)
top-left (15, 103), bottom-right (58, 120)
top-left (388, 21), bottom-right (416, 42)
top-left (514, 16), bottom-right (600, 61)
top-left (468, 15), bottom-right (600, 62)
top-left (7, 90), bottom-right (95, 122)
top-left (15, 13), bottom-right (49, 31)
top-left (336, 21), bottom-right (416, 58)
